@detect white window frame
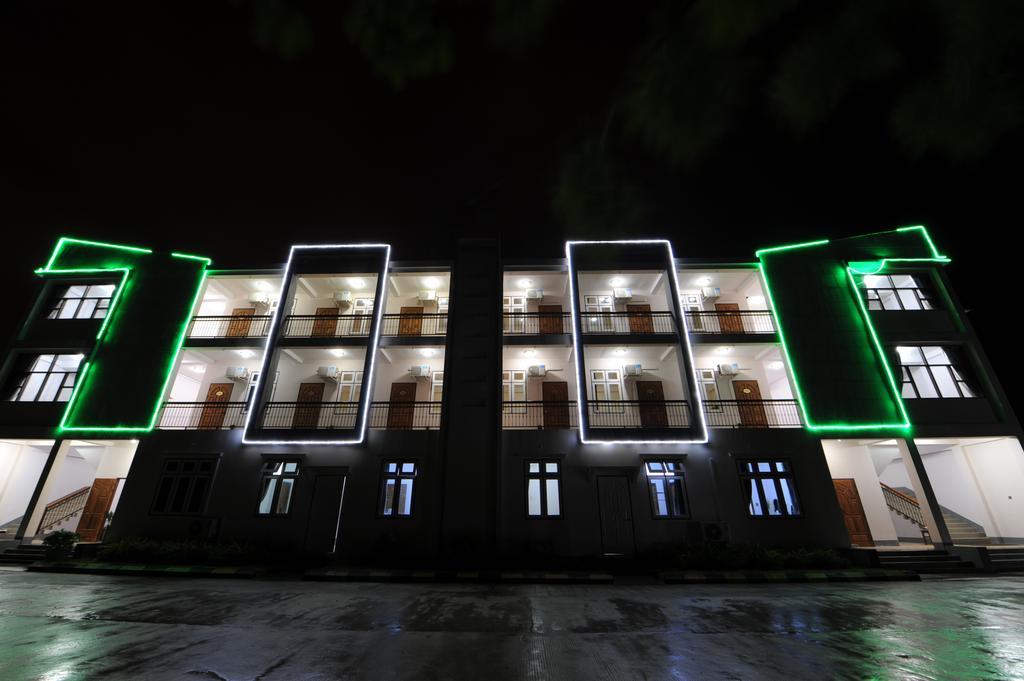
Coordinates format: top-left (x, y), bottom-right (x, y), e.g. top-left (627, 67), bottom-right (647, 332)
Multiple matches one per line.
top-left (526, 461), bottom-right (561, 517)
top-left (502, 369), bottom-right (527, 414)
top-left (590, 369), bottom-right (623, 414)
top-left (503, 295), bottom-right (526, 333)
top-left (350, 297), bottom-right (374, 335)
top-left (584, 294), bottom-right (614, 332)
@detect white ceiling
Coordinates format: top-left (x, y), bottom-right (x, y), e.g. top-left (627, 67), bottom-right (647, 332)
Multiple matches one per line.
top-left (297, 274), bottom-right (378, 299)
top-left (677, 268), bottom-right (761, 293)
top-left (578, 270), bottom-right (665, 296)
top-left (502, 346), bottom-right (573, 362)
top-left (379, 346), bottom-right (446, 363)
top-left (502, 272), bottom-right (569, 296)
top-left (389, 272), bottom-right (450, 297)
top-left (204, 276), bottom-right (283, 301)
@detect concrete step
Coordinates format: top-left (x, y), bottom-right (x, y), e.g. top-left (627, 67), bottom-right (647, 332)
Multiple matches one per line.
top-left (877, 549), bottom-right (977, 573)
top-left (0, 545), bottom-right (48, 564)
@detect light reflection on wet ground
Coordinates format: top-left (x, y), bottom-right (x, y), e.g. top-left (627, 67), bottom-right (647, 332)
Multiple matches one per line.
top-left (0, 569), bottom-right (1022, 680)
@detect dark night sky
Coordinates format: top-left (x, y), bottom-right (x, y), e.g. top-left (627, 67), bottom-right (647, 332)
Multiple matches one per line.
top-left (2, 1), bottom-right (1021, 410)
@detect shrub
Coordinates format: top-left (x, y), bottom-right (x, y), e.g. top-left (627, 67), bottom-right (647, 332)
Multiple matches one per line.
top-left (43, 530), bottom-right (80, 558)
top-left (97, 537), bottom-right (253, 565)
top-left (678, 543), bottom-right (850, 571)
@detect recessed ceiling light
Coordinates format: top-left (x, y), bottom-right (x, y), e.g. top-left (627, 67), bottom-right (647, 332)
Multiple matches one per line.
top-left (714, 346), bottom-right (733, 355)
top-left (696, 276), bottom-right (712, 286)
top-left (766, 360), bottom-right (784, 370)
top-left (613, 347), bottom-right (628, 356)
top-left (518, 278), bottom-right (534, 288)
top-left (187, 364), bottom-right (205, 373)
top-left (328, 349), bottom-right (347, 358)
top-left (235, 349), bottom-right (256, 359)
top-left (348, 277), bottom-right (366, 289)
top-left (419, 348), bottom-right (437, 358)
top-left (254, 280), bottom-right (272, 291)
top-left (422, 276), bottom-right (440, 289)
top-left (522, 349), bottom-right (537, 357)
top-left (610, 277), bottom-right (626, 287)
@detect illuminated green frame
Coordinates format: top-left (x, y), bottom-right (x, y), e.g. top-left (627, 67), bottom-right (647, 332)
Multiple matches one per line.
top-left (34, 237), bottom-right (211, 434)
top-left (756, 225), bottom-right (950, 434)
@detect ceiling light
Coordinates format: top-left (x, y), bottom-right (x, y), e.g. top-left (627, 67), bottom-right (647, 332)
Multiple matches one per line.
top-left (767, 361), bottom-right (784, 370)
top-left (347, 277), bottom-right (366, 289)
top-left (613, 347), bottom-right (627, 356)
top-left (422, 276), bottom-right (440, 289)
top-left (419, 348), bottom-right (437, 358)
top-left (518, 278), bottom-right (534, 288)
top-left (253, 280), bottom-right (272, 291)
top-left (522, 349), bottom-right (537, 357)
top-left (328, 349), bottom-right (347, 358)
top-left (695, 276), bottom-right (712, 286)
top-left (187, 364), bottom-right (205, 373)
top-left (235, 349), bottom-right (256, 359)
top-left (714, 346), bottom-right (733, 355)
top-left (609, 277), bottom-right (626, 287)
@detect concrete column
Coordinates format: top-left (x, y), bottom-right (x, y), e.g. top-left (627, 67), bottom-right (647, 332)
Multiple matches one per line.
top-left (897, 438), bottom-right (953, 547)
top-left (18, 439), bottom-right (69, 539)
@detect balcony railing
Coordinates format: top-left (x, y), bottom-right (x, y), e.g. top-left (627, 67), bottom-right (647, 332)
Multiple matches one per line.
top-left (580, 311), bottom-right (676, 335)
top-left (282, 314), bottom-right (372, 339)
top-left (684, 310), bottom-right (775, 335)
top-left (186, 315), bottom-right (273, 339)
top-left (381, 313), bottom-right (448, 337)
top-left (157, 401), bottom-right (248, 429)
top-left (258, 401), bottom-right (442, 430)
top-left (587, 400), bottom-right (691, 428)
top-left (702, 399), bottom-right (801, 428)
top-left (501, 401), bottom-right (578, 429)
top-left (504, 312), bottom-right (571, 335)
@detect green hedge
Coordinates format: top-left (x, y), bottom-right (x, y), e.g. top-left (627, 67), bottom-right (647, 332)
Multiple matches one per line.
top-left (678, 544), bottom-right (851, 571)
top-left (97, 537), bottom-right (253, 565)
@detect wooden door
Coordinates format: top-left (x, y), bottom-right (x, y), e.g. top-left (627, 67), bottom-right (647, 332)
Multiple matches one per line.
top-left (715, 303), bottom-right (743, 333)
top-left (292, 382), bottom-right (325, 428)
top-left (387, 382), bottom-right (417, 429)
top-left (833, 479), bottom-right (875, 547)
top-left (304, 474), bottom-right (346, 554)
top-left (311, 307), bottom-right (338, 337)
top-left (399, 306), bottom-right (424, 336)
top-left (597, 476), bottom-right (635, 557)
top-left (226, 307), bottom-right (256, 337)
top-left (626, 303), bottom-right (654, 334)
top-left (636, 380), bottom-right (668, 427)
top-left (541, 381), bottom-right (570, 428)
top-left (198, 383), bottom-right (234, 429)
top-left (732, 380), bottom-right (768, 427)
top-left (538, 304), bottom-right (563, 334)
top-left (75, 478), bottom-right (118, 542)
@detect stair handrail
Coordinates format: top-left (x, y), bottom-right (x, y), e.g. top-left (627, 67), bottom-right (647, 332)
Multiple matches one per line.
top-left (36, 485), bottom-right (91, 534)
top-left (880, 482), bottom-right (931, 544)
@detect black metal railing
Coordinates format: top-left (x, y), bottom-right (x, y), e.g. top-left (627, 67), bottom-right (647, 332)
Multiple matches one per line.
top-left (580, 311), bottom-right (676, 335)
top-left (503, 312), bottom-right (571, 335)
top-left (157, 401), bottom-right (248, 429)
top-left (186, 315), bottom-right (273, 339)
top-left (880, 483), bottom-right (932, 544)
top-left (282, 314), bottom-right (373, 338)
top-left (501, 401), bottom-right (578, 429)
top-left (684, 310), bottom-right (775, 334)
top-left (586, 400), bottom-right (691, 428)
top-left (380, 313), bottom-right (448, 337)
top-left (702, 399), bottom-right (801, 428)
top-left (259, 401), bottom-right (442, 430)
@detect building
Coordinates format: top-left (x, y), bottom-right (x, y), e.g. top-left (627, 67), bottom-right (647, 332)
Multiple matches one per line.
top-left (1, 229), bottom-right (1022, 565)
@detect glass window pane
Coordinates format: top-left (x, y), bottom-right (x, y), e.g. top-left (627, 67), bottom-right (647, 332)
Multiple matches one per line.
top-left (187, 479), bottom-right (207, 513)
top-left (760, 479), bottom-right (783, 516)
top-left (545, 462), bottom-right (558, 474)
top-left (932, 366), bottom-right (960, 398)
top-left (77, 298), bottom-right (98, 318)
top-left (922, 346), bottom-right (951, 365)
top-left (528, 462), bottom-right (540, 473)
top-left (545, 479), bottom-right (560, 516)
top-left (401, 462), bottom-right (415, 474)
top-left (58, 299), bottom-right (80, 319)
top-left (65, 285), bottom-right (87, 298)
top-left (779, 478), bottom-right (800, 515)
top-left (879, 290), bottom-right (901, 310)
top-left (382, 479), bottom-right (396, 515)
top-left (757, 461), bottom-right (772, 472)
top-left (31, 355), bottom-right (55, 372)
top-left (258, 478), bottom-right (278, 514)
top-left (275, 478), bottom-right (295, 514)
top-left (527, 478), bottom-right (542, 515)
top-left (386, 463), bottom-right (397, 473)
top-left (889, 275), bottom-right (916, 289)
top-left (18, 373), bottom-right (45, 401)
top-left (38, 373), bottom-right (63, 402)
top-left (284, 462), bottom-right (299, 474)
top-left (910, 366), bottom-right (939, 398)
top-left (608, 384), bottom-right (621, 401)
top-left (55, 355), bottom-right (83, 371)
top-left (897, 346), bottom-right (924, 365)
top-left (667, 479), bottom-right (685, 516)
top-left (650, 479), bottom-right (668, 516)
top-left (397, 479), bottom-right (414, 515)
top-left (862, 275), bottom-right (888, 289)
top-left (746, 479), bottom-right (763, 515)
top-left (896, 289), bottom-right (921, 310)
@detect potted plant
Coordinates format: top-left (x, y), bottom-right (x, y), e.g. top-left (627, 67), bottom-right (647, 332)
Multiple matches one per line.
top-left (43, 530), bottom-right (80, 560)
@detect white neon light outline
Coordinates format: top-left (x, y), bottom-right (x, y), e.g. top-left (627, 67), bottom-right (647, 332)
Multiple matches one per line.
top-left (242, 243), bottom-right (392, 445)
top-left (565, 239), bottom-right (709, 445)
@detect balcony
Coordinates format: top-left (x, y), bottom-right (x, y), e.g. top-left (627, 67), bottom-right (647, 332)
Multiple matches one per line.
top-left (504, 312), bottom-right (571, 336)
top-left (257, 401), bottom-right (442, 430)
top-left (157, 401), bottom-right (248, 429)
top-left (501, 401), bottom-right (578, 429)
top-left (282, 314), bottom-right (372, 339)
top-left (381, 313), bottom-right (448, 338)
top-left (580, 311), bottom-right (676, 335)
top-left (685, 310), bottom-right (775, 336)
top-left (587, 400), bottom-right (692, 428)
top-left (186, 315), bottom-right (272, 340)
top-left (702, 399), bottom-right (801, 428)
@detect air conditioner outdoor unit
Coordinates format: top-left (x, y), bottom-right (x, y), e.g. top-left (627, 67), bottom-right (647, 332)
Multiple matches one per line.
top-left (623, 363), bottom-right (644, 377)
top-left (613, 287), bottom-right (633, 300)
top-left (525, 288), bottom-right (544, 300)
top-left (717, 363), bottom-right (740, 376)
top-left (417, 290), bottom-right (437, 302)
top-left (702, 521), bottom-right (730, 544)
top-left (701, 286), bottom-right (722, 301)
top-left (334, 290), bottom-right (353, 306)
top-left (225, 366), bottom-right (249, 380)
top-left (528, 365), bottom-right (546, 377)
top-left (317, 365), bottom-right (340, 381)
top-left (248, 292), bottom-right (271, 307)
top-left (409, 365), bottom-right (432, 377)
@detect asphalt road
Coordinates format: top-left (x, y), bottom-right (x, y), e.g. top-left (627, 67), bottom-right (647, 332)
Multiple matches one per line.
top-left (1, 568), bottom-right (1023, 680)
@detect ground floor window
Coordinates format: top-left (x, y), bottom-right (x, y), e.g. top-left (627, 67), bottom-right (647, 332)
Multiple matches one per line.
top-left (257, 460), bottom-right (300, 515)
top-left (380, 461), bottom-right (416, 516)
top-left (152, 458), bottom-right (217, 514)
top-left (645, 460), bottom-right (687, 517)
top-left (526, 461), bottom-right (561, 516)
top-left (738, 459), bottom-right (800, 517)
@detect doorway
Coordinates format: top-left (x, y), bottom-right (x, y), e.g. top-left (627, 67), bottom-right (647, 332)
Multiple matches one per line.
top-left (541, 381), bottom-right (570, 428)
top-left (715, 302), bottom-right (743, 333)
top-left (226, 307), bottom-right (256, 337)
top-left (198, 383), bottom-right (234, 430)
top-left (76, 478), bottom-right (119, 542)
top-left (832, 479), bottom-right (875, 547)
top-left (597, 476), bottom-right (636, 557)
top-left (292, 382), bottom-right (325, 428)
top-left (311, 307), bottom-right (338, 338)
top-left (399, 306), bottom-right (424, 336)
top-left (733, 380), bottom-right (768, 427)
top-left (636, 380), bottom-right (668, 427)
top-left (387, 382), bottom-right (417, 429)
top-left (626, 303), bottom-right (654, 334)
top-left (304, 473), bottom-right (347, 554)
top-left (538, 304), bottom-right (563, 334)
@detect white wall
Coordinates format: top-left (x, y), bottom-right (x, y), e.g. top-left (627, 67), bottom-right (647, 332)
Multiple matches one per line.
top-left (502, 352), bottom-right (577, 401)
top-left (292, 275), bottom-right (379, 316)
top-left (0, 441), bottom-right (53, 528)
top-left (584, 349), bottom-right (686, 400)
top-left (962, 437), bottom-right (1024, 540)
top-left (372, 353), bottom-right (443, 401)
top-left (822, 441), bottom-right (899, 544)
top-left (918, 445), bottom-right (995, 532)
top-left (692, 352), bottom-right (780, 400)
top-left (274, 353), bottom-right (367, 402)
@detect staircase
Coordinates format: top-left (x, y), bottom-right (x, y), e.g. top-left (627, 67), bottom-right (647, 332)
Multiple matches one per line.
top-left (880, 483), bottom-right (992, 545)
top-left (876, 549), bottom-right (976, 573)
top-left (0, 544), bottom-right (48, 565)
top-left (987, 548), bottom-right (1024, 572)
top-left (36, 486), bottom-right (90, 534)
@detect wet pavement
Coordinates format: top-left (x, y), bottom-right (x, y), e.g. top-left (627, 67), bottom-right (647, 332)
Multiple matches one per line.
top-left (1, 569), bottom-right (1023, 680)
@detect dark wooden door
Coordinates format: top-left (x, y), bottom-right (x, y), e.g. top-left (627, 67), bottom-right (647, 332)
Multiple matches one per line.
top-left (387, 382), bottom-right (417, 429)
top-left (75, 478), bottom-right (118, 542)
top-left (311, 307), bottom-right (338, 337)
top-left (833, 479), bottom-right (874, 547)
top-left (626, 303), bottom-right (654, 334)
top-left (733, 380), bottom-right (768, 427)
top-left (541, 381), bottom-right (570, 428)
top-left (304, 474), bottom-right (346, 554)
top-left (598, 476), bottom-right (635, 557)
top-left (538, 304), bottom-right (563, 334)
top-left (226, 307), bottom-right (256, 337)
top-left (636, 380), bottom-right (668, 427)
top-left (399, 306), bottom-right (424, 336)
top-left (292, 382), bottom-right (325, 428)
top-left (198, 383), bottom-right (234, 429)
top-left (715, 302), bottom-right (743, 333)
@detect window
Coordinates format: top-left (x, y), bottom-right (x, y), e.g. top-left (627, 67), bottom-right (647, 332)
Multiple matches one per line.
top-left (48, 283), bottom-right (116, 320)
top-left (584, 295), bottom-right (614, 331)
top-left (526, 461), bottom-right (561, 517)
top-left (681, 292), bottom-right (705, 331)
top-left (896, 346), bottom-right (977, 399)
top-left (860, 274), bottom-right (933, 311)
top-left (502, 370), bottom-right (527, 414)
top-left (332, 371), bottom-right (363, 421)
top-left (257, 460), bottom-right (300, 516)
top-left (590, 369), bottom-right (622, 409)
top-left (243, 371), bottom-right (278, 414)
top-left (380, 461), bottom-right (416, 516)
top-left (645, 461), bottom-right (687, 517)
top-left (8, 354), bottom-right (83, 402)
top-left (738, 460), bottom-right (801, 517)
top-left (152, 458), bottom-right (217, 514)
top-left (350, 298), bottom-right (374, 335)
top-left (437, 296), bottom-right (449, 334)
top-left (696, 368), bottom-right (720, 411)
top-left (503, 295), bottom-right (526, 333)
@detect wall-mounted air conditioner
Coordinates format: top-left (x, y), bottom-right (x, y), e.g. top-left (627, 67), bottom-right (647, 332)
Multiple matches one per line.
top-left (417, 290), bottom-right (437, 302)
top-left (623, 364), bottom-right (644, 377)
top-left (248, 292), bottom-right (271, 307)
top-left (225, 366), bottom-right (249, 380)
top-left (317, 365), bottom-right (340, 381)
top-left (701, 287), bottom-right (722, 301)
top-left (334, 290), bottom-right (353, 306)
top-left (528, 365), bottom-right (546, 377)
top-left (613, 288), bottom-right (633, 300)
top-left (409, 365), bottom-right (432, 377)
top-left (525, 288), bottom-right (544, 300)
top-left (717, 363), bottom-right (740, 376)
top-left (702, 521), bottom-right (730, 544)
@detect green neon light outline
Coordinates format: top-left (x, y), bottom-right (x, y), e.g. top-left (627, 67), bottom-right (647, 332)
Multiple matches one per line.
top-left (754, 239), bottom-right (830, 258)
top-left (847, 256), bottom-right (952, 276)
top-left (896, 225), bottom-right (946, 260)
top-left (43, 237), bottom-right (152, 271)
top-left (171, 252), bottom-right (213, 264)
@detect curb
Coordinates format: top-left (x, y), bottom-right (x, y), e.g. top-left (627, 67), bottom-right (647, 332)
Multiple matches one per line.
top-left (26, 561), bottom-right (264, 578)
top-left (659, 568), bottom-right (920, 583)
top-left (303, 569), bottom-right (615, 584)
